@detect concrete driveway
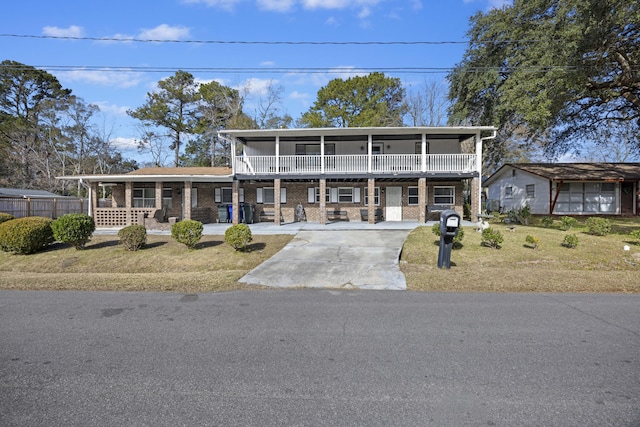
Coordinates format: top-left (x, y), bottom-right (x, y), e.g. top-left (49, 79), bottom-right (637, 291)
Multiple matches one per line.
top-left (240, 229), bottom-right (412, 290)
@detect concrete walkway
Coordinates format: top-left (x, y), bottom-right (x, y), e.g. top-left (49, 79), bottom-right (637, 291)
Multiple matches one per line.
top-left (94, 220), bottom-right (475, 291)
top-left (239, 229), bottom-right (413, 290)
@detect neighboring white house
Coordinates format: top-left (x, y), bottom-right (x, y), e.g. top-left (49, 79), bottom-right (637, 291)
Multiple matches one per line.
top-left (484, 163), bottom-right (640, 216)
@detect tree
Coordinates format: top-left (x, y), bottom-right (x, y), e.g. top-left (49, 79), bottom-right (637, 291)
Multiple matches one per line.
top-left (448, 0), bottom-right (640, 163)
top-left (253, 81), bottom-right (293, 129)
top-left (404, 79), bottom-right (450, 126)
top-left (300, 72), bottom-right (406, 127)
top-left (128, 70), bottom-right (199, 167)
top-left (0, 60), bottom-right (72, 188)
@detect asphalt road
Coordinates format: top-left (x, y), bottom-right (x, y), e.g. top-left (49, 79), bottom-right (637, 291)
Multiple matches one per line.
top-left (1, 290), bottom-right (638, 426)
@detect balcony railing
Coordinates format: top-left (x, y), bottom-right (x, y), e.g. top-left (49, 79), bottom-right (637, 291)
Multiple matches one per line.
top-left (234, 154), bottom-right (477, 175)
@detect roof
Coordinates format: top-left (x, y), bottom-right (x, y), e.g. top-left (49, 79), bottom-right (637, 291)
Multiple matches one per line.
top-left (57, 167), bottom-right (234, 183)
top-left (486, 163), bottom-right (640, 185)
top-left (0, 187), bottom-right (65, 198)
top-left (219, 126), bottom-right (497, 143)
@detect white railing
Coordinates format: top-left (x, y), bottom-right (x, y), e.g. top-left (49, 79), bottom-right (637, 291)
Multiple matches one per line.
top-left (235, 154), bottom-right (476, 175)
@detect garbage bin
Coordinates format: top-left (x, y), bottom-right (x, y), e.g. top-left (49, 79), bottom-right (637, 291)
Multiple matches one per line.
top-left (437, 209), bottom-right (461, 269)
top-left (217, 205), bottom-right (229, 223)
top-left (228, 204), bottom-right (243, 223)
top-left (242, 204), bottom-right (255, 224)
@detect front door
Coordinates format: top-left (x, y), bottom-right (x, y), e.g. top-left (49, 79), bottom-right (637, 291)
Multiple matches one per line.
top-left (386, 187), bottom-right (402, 221)
top-left (621, 182), bottom-right (635, 215)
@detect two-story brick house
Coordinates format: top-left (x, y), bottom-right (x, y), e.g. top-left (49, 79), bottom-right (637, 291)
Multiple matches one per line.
top-left (59, 126), bottom-right (496, 227)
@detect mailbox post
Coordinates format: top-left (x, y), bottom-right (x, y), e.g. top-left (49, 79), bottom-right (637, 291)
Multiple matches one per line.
top-left (438, 209), bottom-right (461, 269)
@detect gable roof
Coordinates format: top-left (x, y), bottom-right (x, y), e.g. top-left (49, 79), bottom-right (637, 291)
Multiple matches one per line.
top-left (486, 163), bottom-right (640, 185)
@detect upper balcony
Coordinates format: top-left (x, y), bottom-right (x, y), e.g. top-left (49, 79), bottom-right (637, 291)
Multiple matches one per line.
top-left (234, 153), bottom-right (477, 177)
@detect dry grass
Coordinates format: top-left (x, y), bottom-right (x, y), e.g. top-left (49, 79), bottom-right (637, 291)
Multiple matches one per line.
top-left (0, 234), bottom-right (292, 292)
top-left (400, 217), bottom-right (640, 293)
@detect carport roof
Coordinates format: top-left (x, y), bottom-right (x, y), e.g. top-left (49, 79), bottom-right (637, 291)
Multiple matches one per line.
top-left (486, 163), bottom-right (640, 185)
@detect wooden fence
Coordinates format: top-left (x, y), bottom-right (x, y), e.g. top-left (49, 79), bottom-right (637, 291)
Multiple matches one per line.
top-left (0, 197), bottom-right (88, 219)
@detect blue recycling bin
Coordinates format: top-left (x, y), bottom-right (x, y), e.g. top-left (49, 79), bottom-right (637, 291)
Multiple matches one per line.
top-left (228, 204), bottom-right (243, 223)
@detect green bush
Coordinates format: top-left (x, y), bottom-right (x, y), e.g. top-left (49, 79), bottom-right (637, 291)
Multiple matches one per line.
top-left (225, 223), bottom-right (253, 251)
top-left (562, 233), bottom-right (579, 248)
top-left (586, 217), bottom-right (611, 236)
top-left (630, 229), bottom-right (640, 244)
top-left (51, 213), bottom-right (96, 249)
top-left (171, 220), bottom-right (203, 249)
top-left (508, 203), bottom-right (531, 225)
top-left (118, 224), bottom-right (147, 251)
top-left (0, 217), bottom-right (54, 254)
top-left (481, 227), bottom-right (503, 249)
top-left (431, 222), bottom-right (465, 248)
top-left (525, 235), bottom-right (540, 249)
top-left (0, 213), bottom-right (15, 225)
top-left (541, 216), bottom-right (554, 227)
top-left (560, 216), bottom-right (578, 231)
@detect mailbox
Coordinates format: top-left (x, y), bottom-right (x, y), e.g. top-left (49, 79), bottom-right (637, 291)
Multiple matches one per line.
top-left (438, 209), bottom-right (461, 269)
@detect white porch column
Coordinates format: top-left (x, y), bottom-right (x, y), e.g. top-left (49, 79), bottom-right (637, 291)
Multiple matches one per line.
top-left (367, 134), bottom-right (373, 173)
top-left (275, 135), bottom-right (280, 173)
top-left (421, 134), bottom-right (427, 172)
top-left (320, 135), bottom-right (325, 174)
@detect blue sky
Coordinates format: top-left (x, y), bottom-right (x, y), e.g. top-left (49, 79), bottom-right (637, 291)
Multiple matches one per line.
top-left (2, 0), bottom-right (509, 163)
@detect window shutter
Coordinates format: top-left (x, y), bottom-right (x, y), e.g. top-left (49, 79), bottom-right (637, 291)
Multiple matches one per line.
top-left (280, 188), bottom-right (287, 204)
top-left (353, 187), bottom-right (360, 203)
top-left (239, 188), bottom-right (245, 203)
top-left (214, 187), bottom-right (221, 203)
top-left (330, 188), bottom-right (338, 203)
top-left (308, 188), bottom-right (315, 203)
top-left (257, 188), bottom-right (263, 204)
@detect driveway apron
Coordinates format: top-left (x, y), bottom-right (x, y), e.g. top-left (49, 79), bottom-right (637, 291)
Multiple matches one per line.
top-left (240, 230), bottom-right (411, 290)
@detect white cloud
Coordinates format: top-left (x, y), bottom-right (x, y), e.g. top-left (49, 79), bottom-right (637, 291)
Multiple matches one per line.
top-left (357, 6), bottom-right (371, 19)
top-left (138, 24), bottom-right (191, 40)
top-left (301, 0), bottom-right (381, 10)
top-left (488, 0), bottom-right (511, 9)
top-left (325, 16), bottom-right (339, 26)
top-left (181, 0), bottom-right (242, 10)
top-left (58, 69), bottom-right (143, 89)
top-left (260, 61), bottom-right (276, 67)
top-left (93, 102), bottom-right (130, 117)
top-left (240, 78), bottom-right (280, 96)
top-left (257, 0), bottom-right (296, 12)
top-left (42, 25), bottom-right (85, 38)
top-left (110, 137), bottom-right (139, 150)
top-left (411, 0), bottom-right (422, 10)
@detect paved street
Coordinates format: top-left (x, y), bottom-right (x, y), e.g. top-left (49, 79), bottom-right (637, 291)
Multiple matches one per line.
top-left (1, 290), bottom-right (639, 426)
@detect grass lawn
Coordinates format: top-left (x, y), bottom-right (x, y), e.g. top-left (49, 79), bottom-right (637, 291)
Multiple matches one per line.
top-left (0, 234), bottom-right (293, 292)
top-left (1, 217), bottom-right (639, 293)
top-left (400, 217), bottom-right (640, 293)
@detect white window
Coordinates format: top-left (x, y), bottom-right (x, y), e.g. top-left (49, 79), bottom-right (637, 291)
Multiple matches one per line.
top-left (312, 187), bottom-right (330, 203)
top-left (133, 188), bottom-right (155, 208)
top-left (162, 188), bottom-right (172, 209)
top-left (215, 187), bottom-right (233, 204)
top-left (526, 184), bottom-right (535, 198)
top-left (338, 187), bottom-right (354, 203)
top-left (505, 186), bottom-right (513, 199)
top-left (364, 187), bottom-right (380, 206)
top-left (408, 186), bottom-right (422, 206)
top-left (434, 186), bottom-right (455, 205)
top-left (257, 187), bottom-right (286, 204)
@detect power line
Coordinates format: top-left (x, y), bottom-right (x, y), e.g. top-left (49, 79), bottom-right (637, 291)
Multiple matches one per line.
top-left (0, 32), bottom-right (531, 45)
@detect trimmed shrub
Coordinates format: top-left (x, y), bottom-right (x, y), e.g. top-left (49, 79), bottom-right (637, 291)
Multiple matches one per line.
top-left (586, 217), bottom-right (611, 236)
top-left (0, 213), bottom-right (15, 225)
top-left (431, 223), bottom-right (465, 248)
top-left (525, 235), bottom-right (540, 249)
top-left (51, 213), bottom-right (96, 249)
top-left (562, 233), bottom-right (579, 248)
top-left (225, 224), bottom-right (253, 251)
top-left (171, 220), bottom-right (203, 249)
top-left (481, 227), bottom-right (503, 249)
top-left (118, 224), bottom-right (147, 251)
top-left (541, 216), bottom-right (554, 227)
top-left (560, 216), bottom-right (578, 231)
top-left (0, 217), bottom-right (54, 254)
